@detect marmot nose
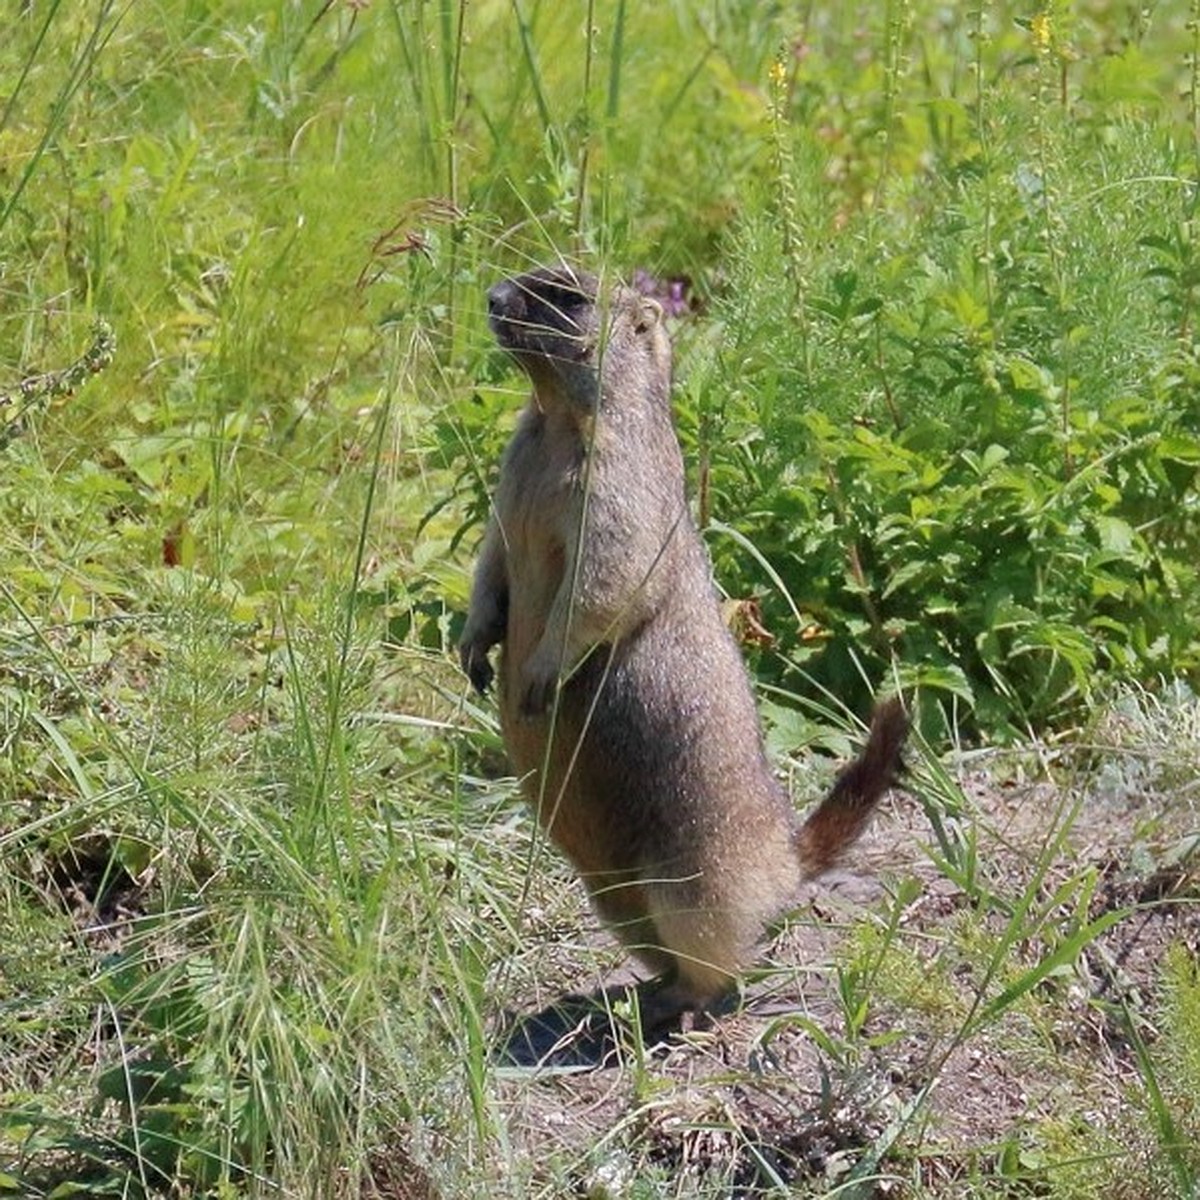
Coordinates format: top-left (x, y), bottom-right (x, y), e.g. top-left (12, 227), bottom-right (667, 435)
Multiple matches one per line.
top-left (487, 279), bottom-right (524, 321)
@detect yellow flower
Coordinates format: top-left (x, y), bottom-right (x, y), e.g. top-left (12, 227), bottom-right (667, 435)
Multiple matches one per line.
top-left (768, 59), bottom-right (787, 87)
top-left (1031, 12), bottom-right (1052, 51)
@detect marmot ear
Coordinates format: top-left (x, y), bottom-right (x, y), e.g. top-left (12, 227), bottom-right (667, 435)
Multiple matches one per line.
top-left (634, 297), bottom-right (663, 333)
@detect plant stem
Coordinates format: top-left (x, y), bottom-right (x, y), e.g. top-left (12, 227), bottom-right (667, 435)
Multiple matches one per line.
top-left (1031, 13), bottom-right (1073, 477)
top-left (768, 50), bottom-right (811, 383)
top-left (605, 0), bottom-right (626, 122)
top-left (443, 0), bottom-right (468, 360)
top-left (972, 7), bottom-right (996, 328)
top-left (573, 0), bottom-right (597, 241)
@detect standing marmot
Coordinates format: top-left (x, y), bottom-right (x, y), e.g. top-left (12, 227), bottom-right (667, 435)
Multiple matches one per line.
top-left (460, 263), bottom-right (906, 1022)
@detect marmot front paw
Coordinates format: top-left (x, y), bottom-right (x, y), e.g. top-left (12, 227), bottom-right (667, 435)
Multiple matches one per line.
top-left (459, 639), bottom-right (495, 695)
top-left (518, 663), bottom-right (558, 718)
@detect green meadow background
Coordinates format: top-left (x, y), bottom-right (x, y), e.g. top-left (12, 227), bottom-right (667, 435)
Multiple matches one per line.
top-left (2, 2), bottom-right (1199, 1196)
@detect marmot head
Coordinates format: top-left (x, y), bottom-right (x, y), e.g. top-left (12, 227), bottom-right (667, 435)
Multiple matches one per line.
top-left (488, 265), bottom-right (670, 413)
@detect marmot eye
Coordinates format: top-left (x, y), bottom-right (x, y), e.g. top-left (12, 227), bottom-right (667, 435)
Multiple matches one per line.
top-left (541, 284), bottom-right (587, 311)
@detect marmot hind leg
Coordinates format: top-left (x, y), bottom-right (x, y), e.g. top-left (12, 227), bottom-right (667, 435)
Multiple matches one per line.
top-left (639, 884), bottom-right (753, 1018)
top-left (589, 873), bottom-right (746, 1021)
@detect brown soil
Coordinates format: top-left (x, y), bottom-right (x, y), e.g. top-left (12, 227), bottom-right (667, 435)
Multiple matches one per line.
top-left (488, 746), bottom-right (1200, 1197)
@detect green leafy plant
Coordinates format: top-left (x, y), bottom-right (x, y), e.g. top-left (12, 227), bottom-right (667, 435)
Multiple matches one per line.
top-left (694, 65), bottom-right (1200, 737)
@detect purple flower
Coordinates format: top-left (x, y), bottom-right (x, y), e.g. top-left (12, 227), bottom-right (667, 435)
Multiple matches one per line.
top-left (632, 269), bottom-right (693, 318)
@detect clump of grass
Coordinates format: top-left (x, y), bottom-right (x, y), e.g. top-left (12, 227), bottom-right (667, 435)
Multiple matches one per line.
top-left (0, 573), bottom-right (538, 1195)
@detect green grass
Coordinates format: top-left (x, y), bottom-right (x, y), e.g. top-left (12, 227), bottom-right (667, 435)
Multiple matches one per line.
top-left (2, 2), bottom-right (1200, 1196)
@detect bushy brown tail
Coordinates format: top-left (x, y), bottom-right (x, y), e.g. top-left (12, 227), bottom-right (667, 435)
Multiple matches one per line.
top-left (795, 697), bottom-right (908, 875)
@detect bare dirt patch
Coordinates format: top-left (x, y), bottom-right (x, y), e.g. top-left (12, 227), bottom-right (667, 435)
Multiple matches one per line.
top-left (487, 738), bottom-right (1200, 1197)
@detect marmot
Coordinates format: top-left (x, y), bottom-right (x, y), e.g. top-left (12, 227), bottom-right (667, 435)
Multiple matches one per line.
top-left (460, 263), bottom-right (907, 1022)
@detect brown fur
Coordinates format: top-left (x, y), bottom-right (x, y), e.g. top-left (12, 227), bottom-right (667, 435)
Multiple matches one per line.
top-left (459, 264), bottom-right (907, 1018)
